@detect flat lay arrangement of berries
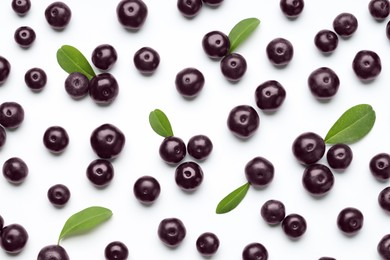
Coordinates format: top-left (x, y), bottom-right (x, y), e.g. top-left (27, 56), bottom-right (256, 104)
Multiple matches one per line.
top-left (2, 0), bottom-right (390, 259)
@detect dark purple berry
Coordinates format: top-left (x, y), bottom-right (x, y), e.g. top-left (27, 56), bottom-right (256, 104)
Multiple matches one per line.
top-left (245, 157), bottom-right (274, 188)
top-left (86, 159), bottom-right (114, 187)
top-left (202, 31), bottom-right (230, 59)
top-left (378, 234), bottom-right (390, 260)
top-left (282, 213), bottom-right (307, 239)
top-left (279, 0), bottom-right (304, 18)
top-left (2, 157), bottom-right (28, 184)
top-left (0, 215), bottom-right (3, 231)
top-left (0, 126), bottom-right (6, 149)
top-left (116, 0), bottom-right (148, 30)
top-left (227, 105), bottom-right (259, 139)
top-left (89, 73), bottom-right (119, 105)
top-left (254, 80), bottom-right (286, 111)
top-left (64, 72), bottom-right (89, 99)
top-left (43, 126), bottom-right (69, 154)
top-left (378, 187), bottom-right (390, 212)
top-left (37, 245), bottom-right (70, 260)
top-left (302, 164), bottom-right (334, 196)
top-left (175, 67), bottom-right (205, 98)
top-left (133, 47), bottom-right (160, 74)
top-left (0, 56), bottom-right (11, 85)
top-left (352, 50), bottom-right (382, 81)
top-left (266, 38), bottom-right (294, 66)
top-left (0, 102), bottom-right (25, 129)
top-left (196, 232), bottom-right (219, 257)
top-left (308, 67), bottom-right (340, 100)
top-left (90, 124), bottom-right (125, 159)
top-left (187, 134), bottom-right (213, 160)
top-left (25, 67), bottom-right (47, 91)
top-left (337, 207), bottom-right (363, 235)
top-left (0, 224), bottom-right (28, 254)
top-left (387, 21), bottom-right (390, 40)
top-left (292, 132), bottom-right (325, 165)
top-left (44, 2), bottom-right (72, 30)
top-left (326, 143), bottom-right (353, 170)
top-left (47, 184), bottom-right (70, 207)
top-left (314, 30), bottom-right (338, 53)
top-left (177, 0), bottom-right (202, 18)
top-left (369, 0), bottom-right (390, 20)
top-left (260, 199), bottom-right (286, 225)
top-left (159, 136), bottom-right (186, 164)
top-left (175, 161), bottom-right (203, 192)
top-left (12, 0), bottom-right (31, 16)
top-left (242, 242), bottom-right (268, 260)
top-left (220, 53), bottom-right (247, 82)
top-left (14, 26), bottom-right (36, 48)
top-left (92, 44), bottom-right (117, 71)
top-left (133, 175), bottom-right (161, 204)
top-left (333, 13), bottom-right (358, 37)
top-left (157, 218), bottom-right (186, 248)
top-left (370, 153), bottom-right (390, 181)
top-left (202, 0), bottom-right (223, 7)
top-left (104, 241), bottom-right (129, 260)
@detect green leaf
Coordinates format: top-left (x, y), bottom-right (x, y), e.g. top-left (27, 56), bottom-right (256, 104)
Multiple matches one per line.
top-left (216, 182), bottom-right (250, 214)
top-left (325, 104), bottom-right (376, 144)
top-left (56, 45), bottom-right (96, 80)
top-left (58, 206), bottom-right (112, 244)
top-left (149, 109), bottom-right (174, 137)
top-left (228, 18), bottom-right (260, 53)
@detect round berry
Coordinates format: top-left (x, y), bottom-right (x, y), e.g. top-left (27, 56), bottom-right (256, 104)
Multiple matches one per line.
top-left (260, 199), bottom-right (286, 225)
top-left (0, 102), bottom-right (25, 129)
top-left (104, 241), bottom-right (129, 260)
top-left (90, 124), bottom-right (125, 159)
top-left (0, 126), bottom-right (6, 149)
top-left (44, 1), bottom-right (72, 30)
top-left (378, 187), bottom-right (390, 212)
top-left (2, 157), bottom-right (28, 184)
top-left (227, 105), bottom-right (259, 139)
top-left (133, 175), bottom-right (161, 204)
top-left (157, 218), bottom-right (186, 248)
top-left (314, 30), bottom-right (339, 53)
top-left (333, 13), bottom-right (358, 37)
top-left (47, 184), bottom-right (70, 207)
top-left (302, 164), bottom-right (334, 196)
top-left (0, 56), bottom-right (11, 85)
top-left (242, 242), bottom-right (268, 260)
top-left (337, 207), bottom-right (363, 235)
top-left (11, 0), bottom-right (31, 16)
top-left (187, 134), bottom-right (213, 160)
top-left (86, 159), bottom-right (114, 187)
top-left (89, 73), bottom-right (119, 105)
top-left (369, 0), bottom-right (390, 20)
top-left (37, 245), bottom-right (70, 260)
top-left (378, 234), bottom-right (390, 260)
top-left (25, 67), bottom-right (47, 91)
top-left (64, 72), bottom-right (89, 99)
top-left (196, 232), bottom-right (219, 257)
top-left (202, 0), bottom-right (223, 7)
top-left (326, 143), bottom-right (353, 170)
top-left (0, 215), bottom-right (3, 230)
top-left (245, 157), bottom-right (274, 188)
top-left (175, 161), bottom-right (203, 192)
top-left (92, 44), bottom-right (118, 71)
top-left (43, 126), bottom-right (69, 153)
top-left (308, 67), bottom-right (340, 100)
top-left (116, 0), bottom-right (148, 30)
top-left (266, 38), bottom-right (294, 66)
top-left (175, 67), bottom-right (205, 98)
top-left (370, 153), bottom-right (390, 181)
top-left (177, 0), bottom-right (202, 18)
top-left (133, 47), bottom-right (160, 74)
top-left (352, 50), bottom-right (382, 81)
top-left (279, 0), bottom-right (304, 18)
top-left (292, 132), bottom-right (325, 165)
top-left (159, 136), bottom-right (186, 164)
top-left (282, 213), bottom-right (307, 239)
top-left (0, 224), bottom-right (28, 254)
top-left (202, 31), bottom-right (230, 59)
top-left (220, 53), bottom-right (247, 81)
top-left (14, 26), bottom-right (35, 48)
top-left (254, 80), bottom-right (286, 111)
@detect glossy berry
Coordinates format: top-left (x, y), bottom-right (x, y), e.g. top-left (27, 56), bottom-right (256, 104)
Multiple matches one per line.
top-left (378, 234), bottom-right (390, 260)
top-left (352, 50), bottom-right (381, 81)
top-left (133, 175), bottom-right (161, 204)
top-left (12, 0), bottom-right (31, 16)
top-left (202, 0), bottom-right (224, 7)
top-left (157, 218), bottom-right (186, 248)
top-left (254, 80), bottom-right (286, 111)
top-left (337, 207), bottom-right (363, 235)
top-left (0, 102), bottom-right (24, 129)
top-left (37, 245), bottom-right (70, 260)
top-left (105, 241), bottom-right (129, 260)
top-left (89, 73), bottom-right (119, 105)
top-left (0, 215), bottom-right (3, 230)
top-left (266, 38), bottom-right (294, 66)
top-left (282, 213), bottom-right (307, 239)
top-left (302, 164), bottom-right (334, 196)
top-left (308, 67), bottom-right (340, 100)
top-left (175, 67), bottom-right (205, 98)
top-left (260, 199), bottom-right (286, 225)
top-left (159, 136), bottom-right (186, 164)
top-left (64, 72), bottom-right (89, 99)
top-left (242, 242), bottom-right (268, 260)
top-left (43, 126), bottom-right (69, 153)
top-left (0, 126), bottom-right (6, 149)
top-left (92, 44), bottom-right (117, 71)
top-left (44, 2), bottom-right (72, 30)
top-left (25, 67), bottom-right (47, 91)
top-left (370, 153), bottom-right (390, 181)
top-left (86, 159), bottom-right (114, 187)
top-left (133, 47), bottom-right (160, 74)
top-left (116, 0), bottom-right (148, 30)
top-left (47, 184), bottom-right (70, 206)
top-left (0, 224), bottom-right (28, 254)
top-left (227, 105), bottom-right (259, 139)
top-left (333, 13), bottom-right (358, 37)
top-left (220, 53), bottom-right (247, 82)
top-left (326, 143), bottom-right (353, 170)
top-left (177, 0), bottom-right (202, 18)
top-left (0, 56), bottom-right (11, 85)
top-left (90, 124), bottom-right (125, 159)
top-left (280, 0), bottom-right (304, 18)
top-left (196, 232), bottom-right (219, 257)
top-left (175, 161), bottom-right (203, 191)
top-left (202, 31), bottom-right (230, 59)
top-left (2, 157), bottom-right (28, 184)
top-left (378, 187), bottom-right (390, 212)
top-left (369, 0), bottom-right (390, 20)
top-left (187, 134), bottom-right (213, 160)
top-left (314, 30), bottom-right (338, 54)
top-left (245, 157), bottom-right (274, 188)
top-left (14, 26), bottom-right (36, 48)
top-left (292, 132), bottom-right (325, 165)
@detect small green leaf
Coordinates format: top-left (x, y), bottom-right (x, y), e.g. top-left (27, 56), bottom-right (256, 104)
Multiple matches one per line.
top-left (228, 18), bottom-right (260, 53)
top-left (325, 104), bottom-right (376, 144)
top-left (56, 45), bottom-right (96, 80)
top-left (58, 206), bottom-right (112, 244)
top-left (149, 109), bottom-right (174, 137)
top-left (216, 182), bottom-right (250, 214)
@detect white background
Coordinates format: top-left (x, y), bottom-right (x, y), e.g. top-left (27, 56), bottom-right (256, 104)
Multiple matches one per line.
top-left (1, 0), bottom-right (390, 259)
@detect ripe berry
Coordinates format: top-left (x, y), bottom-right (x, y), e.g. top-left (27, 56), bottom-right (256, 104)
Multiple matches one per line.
top-left (25, 67), bottom-right (47, 91)
top-left (333, 13), bottom-right (358, 37)
top-left (47, 184), bottom-right (70, 207)
top-left (116, 0), bottom-right (148, 30)
top-left (266, 38), bottom-right (294, 66)
top-left (282, 213), bottom-right (307, 239)
top-left (0, 224), bottom-right (28, 254)
top-left (370, 153), bottom-right (390, 181)
top-left (0, 126), bottom-right (6, 149)
top-left (302, 164), bottom-right (334, 196)
top-left (86, 159), bottom-right (114, 187)
top-left (133, 175), bottom-right (161, 204)
top-left (314, 30), bottom-right (339, 54)
top-left (378, 234), bottom-right (390, 260)
top-left (157, 218), bottom-right (186, 248)
top-left (2, 157), bottom-right (29, 184)
top-left (177, 0), bottom-right (203, 18)
top-left (133, 47), bottom-right (160, 74)
top-left (352, 50), bottom-right (382, 81)
top-left (202, 0), bottom-right (224, 7)
top-left (159, 136), bottom-right (186, 164)
top-left (196, 232), bottom-right (219, 257)
top-left (260, 199), bottom-right (286, 225)
top-left (202, 31), bottom-right (230, 59)
top-left (245, 157), bottom-right (274, 188)
top-left (254, 80), bottom-right (286, 111)
top-left (43, 126), bottom-right (69, 153)
top-left (0, 102), bottom-right (25, 129)
top-left (90, 124), bottom-right (125, 159)
top-left (279, 0), bottom-right (304, 18)
top-left (387, 21), bottom-right (390, 40)
top-left (0, 56), bottom-right (11, 85)
top-left (175, 67), bottom-right (205, 98)
top-left (14, 26), bottom-right (36, 48)
top-left (37, 245), bottom-right (70, 260)
top-left (104, 241), bottom-right (129, 260)
top-left (187, 134), bottom-right (213, 160)
top-left (175, 161), bottom-right (203, 191)
top-left (44, 2), bottom-right (72, 30)
top-left (242, 242), bottom-right (268, 260)
top-left (92, 44), bottom-right (118, 71)
top-left (378, 187), bottom-right (390, 212)
top-left (220, 53), bottom-right (247, 81)
top-left (326, 143), bottom-right (353, 170)
top-left (227, 105), bottom-right (259, 139)
top-left (337, 207), bottom-right (363, 235)
top-left (308, 67), bottom-right (340, 100)
top-left (292, 132), bottom-right (325, 165)
top-left (89, 73), bottom-right (119, 105)
top-left (11, 0), bottom-right (31, 16)
top-left (369, 0), bottom-right (390, 20)
top-left (64, 72), bottom-right (89, 99)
